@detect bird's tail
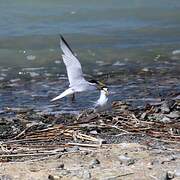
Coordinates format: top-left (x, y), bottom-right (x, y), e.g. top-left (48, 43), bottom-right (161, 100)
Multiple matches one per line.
top-left (51, 88), bottom-right (74, 102)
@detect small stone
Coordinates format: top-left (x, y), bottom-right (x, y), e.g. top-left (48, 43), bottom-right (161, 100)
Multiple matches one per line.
top-left (175, 170), bottom-right (180, 177)
top-left (151, 159), bottom-right (160, 165)
top-left (48, 175), bottom-right (62, 180)
top-left (89, 130), bottom-right (98, 135)
top-left (118, 155), bottom-right (135, 166)
top-left (83, 170), bottom-right (91, 179)
top-left (161, 102), bottom-right (170, 113)
top-left (166, 111), bottom-right (179, 119)
top-left (161, 117), bottom-right (171, 123)
top-left (89, 158), bottom-right (100, 168)
top-left (66, 146), bottom-right (79, 152)
top-left (165, 171), bottom-right (175, 179)
top-left (0, 175), bottom-right (12, 180)
top-left (57, 163), bottom-right (64, 169)
top-left (147, 162), bottom-right (153, 170)
top-left (140, 112), bottom-right (147, 119)
top-left (60, 170), bottom-right (71, 176)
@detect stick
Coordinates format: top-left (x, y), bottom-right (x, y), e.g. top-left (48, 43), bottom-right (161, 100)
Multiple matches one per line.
top-left (0, 152), bottom-right (60, 158)
top-left (67, 142), bottom-right (101, 148)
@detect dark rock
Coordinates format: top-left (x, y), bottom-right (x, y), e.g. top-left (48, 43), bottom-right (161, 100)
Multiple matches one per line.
top-left (57, 163), bottom-right (64, 169)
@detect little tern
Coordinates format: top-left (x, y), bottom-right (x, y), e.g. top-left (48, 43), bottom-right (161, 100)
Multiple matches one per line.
top-left (94, 87), bottom-right (110, 112)
top-left (51, 35), bottom-right (107, 102)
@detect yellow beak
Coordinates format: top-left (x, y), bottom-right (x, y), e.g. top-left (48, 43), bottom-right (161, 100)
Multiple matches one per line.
top-left (103, 88), bottom-right (109, 96)
top-left (97, 81), bottom-right (106, 90)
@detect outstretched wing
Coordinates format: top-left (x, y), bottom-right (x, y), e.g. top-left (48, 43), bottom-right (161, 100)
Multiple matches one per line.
top-left (51, 88), bottom-right (74, 102)
top-left (60, 35), bottom-right (87, 86)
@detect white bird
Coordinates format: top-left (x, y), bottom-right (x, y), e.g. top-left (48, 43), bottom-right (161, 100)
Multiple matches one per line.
top-left (51, 35), bottom-right (107, 102)
top-left (94, 87), bottom-right (110, 112)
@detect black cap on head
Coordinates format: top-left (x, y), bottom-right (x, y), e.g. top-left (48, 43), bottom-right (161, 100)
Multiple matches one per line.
top-left (89, 79), bottom-right (107, 89)
top-left (89, 79), bottom-right (98, 84)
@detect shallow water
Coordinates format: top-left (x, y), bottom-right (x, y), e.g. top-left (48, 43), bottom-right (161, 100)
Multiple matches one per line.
top-left (0, 0), bottom-right (180, 113)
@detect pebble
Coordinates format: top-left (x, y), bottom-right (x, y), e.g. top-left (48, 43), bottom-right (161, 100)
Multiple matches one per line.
top-left (48, 175), bottom-right (62, 180)
top-left (66, 146), bottom-right (79, 152)
top-left (175, 170), bottom-right (180, 177)
top-left (0, 175), bottom-right (12, 180)
top-left (89, 158), bottom-right (100, 168)
top-left (83, 170), bottom-right (91, 179)
top-left (166, 111), bottom-right (179, 119)
top-left (161, 117), bottom-right (171, 123)
top-left (89, 130), bottom-right (98, 135)
top-left (118, 154), bottom-right (135, 166)
top-left (165, 171), bottom-right (175, 179)
top-left (140, 112), bottom-right (147, 119)
top-left (161, 102), bottom-right (170, 113)
top-left (57, 163), bottom-right (64, 169)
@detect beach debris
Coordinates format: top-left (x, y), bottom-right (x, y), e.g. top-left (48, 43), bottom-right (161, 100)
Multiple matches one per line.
top-left (0, 98), bottom-right (179, 162)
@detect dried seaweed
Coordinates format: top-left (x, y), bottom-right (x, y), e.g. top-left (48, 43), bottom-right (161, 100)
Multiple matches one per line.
top-left (0, 99), bottom-right (179, 162)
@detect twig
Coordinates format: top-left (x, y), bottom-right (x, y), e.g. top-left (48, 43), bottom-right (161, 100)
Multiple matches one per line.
top-left (106, 172), bottom-right (134, 179)
top-left (67, 142), bottom-right (101, 148)
top-left (0, 152), bottom-right (60, 158)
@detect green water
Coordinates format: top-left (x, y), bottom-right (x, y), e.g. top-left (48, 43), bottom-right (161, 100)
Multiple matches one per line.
top-left (0, 0), bottom-right (180, 113)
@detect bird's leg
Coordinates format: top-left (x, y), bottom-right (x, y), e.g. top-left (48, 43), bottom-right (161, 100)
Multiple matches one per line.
top-left (71, 93), bottom-right (76, 102)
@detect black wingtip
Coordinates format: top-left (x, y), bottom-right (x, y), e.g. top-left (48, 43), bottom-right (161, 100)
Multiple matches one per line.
top-left (59, 34), bottom-right (64, 41)
top-left (59, 34), bottom-right (74, 54)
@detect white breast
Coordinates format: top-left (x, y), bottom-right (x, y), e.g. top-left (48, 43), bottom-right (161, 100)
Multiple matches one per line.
top-left (94, 90), bottom-right (109, 112)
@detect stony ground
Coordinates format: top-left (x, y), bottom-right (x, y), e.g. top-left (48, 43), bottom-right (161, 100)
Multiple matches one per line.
top-left (0, 143), bottom-right (180, 180)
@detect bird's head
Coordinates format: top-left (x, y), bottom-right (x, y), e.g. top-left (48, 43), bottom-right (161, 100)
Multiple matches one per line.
top-left (89, 79), bottom-right (109, 96)
top-left (102, 87), bottom-right (109, 96)
top-left (89, 79), bottom-right (107, 89)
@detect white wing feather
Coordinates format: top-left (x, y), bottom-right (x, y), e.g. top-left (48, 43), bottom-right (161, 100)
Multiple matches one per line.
top-left (62, 55), bottom-right (86, 86)
top-left (60, 37), bottom-right (87, 86)
top-left (51, 88), bottom-right (74, 102)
